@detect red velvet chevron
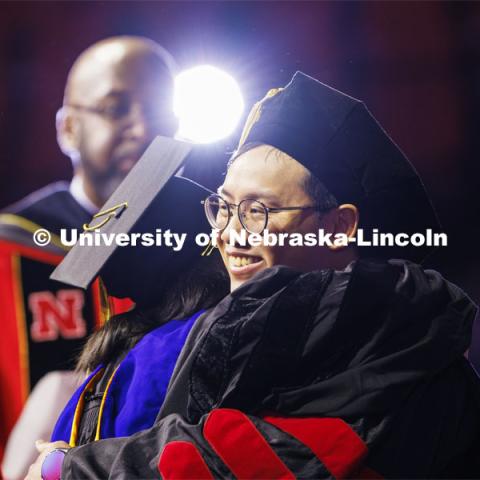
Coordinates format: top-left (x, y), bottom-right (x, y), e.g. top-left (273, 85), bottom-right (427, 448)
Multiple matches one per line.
top-left (263, 415), bottom-right (368, 479)
top-left (204, 409), bottom-right (295, 479)
top-left (158, 441), bottom-right (214, 479)
top-left (158, 409), bottom-right (382, 479)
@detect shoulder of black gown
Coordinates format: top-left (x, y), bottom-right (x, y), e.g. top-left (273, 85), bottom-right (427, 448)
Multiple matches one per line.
top-left (1, 181), bottom-right (92, 234)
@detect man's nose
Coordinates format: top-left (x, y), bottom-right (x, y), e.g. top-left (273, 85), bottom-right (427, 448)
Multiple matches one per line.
top-left (124, 104), bottom-right (150, 141)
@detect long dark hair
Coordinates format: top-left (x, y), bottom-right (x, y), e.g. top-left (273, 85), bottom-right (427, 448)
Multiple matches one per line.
top-left (76, 254), bottom-right (228, 373)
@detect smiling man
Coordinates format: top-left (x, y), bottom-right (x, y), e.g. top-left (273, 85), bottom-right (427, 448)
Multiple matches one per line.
top-left (27, 72), bottom-right (480, 479)
top-left (208, 144), bottom-right (357, 291)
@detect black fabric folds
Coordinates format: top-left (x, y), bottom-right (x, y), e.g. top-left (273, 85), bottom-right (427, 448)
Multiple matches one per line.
top-left (62, 259), bottom-right (480, 478)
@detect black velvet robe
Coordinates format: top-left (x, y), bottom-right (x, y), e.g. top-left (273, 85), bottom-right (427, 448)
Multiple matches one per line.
top-left (62, 259), bottom-right (480, 479)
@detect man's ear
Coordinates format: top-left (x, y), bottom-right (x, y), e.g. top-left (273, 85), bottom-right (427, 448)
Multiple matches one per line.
top-left (56, 107), bottom-right (80, 160)
top-left (327, 203), bottom-right (359, 251)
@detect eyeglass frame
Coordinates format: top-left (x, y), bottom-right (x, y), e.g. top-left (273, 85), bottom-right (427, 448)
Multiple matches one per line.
top-left (202, 193), bottom-right (336, 235)
top-left (66, 103), bottom-right (136, 122)
top-left (65, 101), bottom-right (172, 124)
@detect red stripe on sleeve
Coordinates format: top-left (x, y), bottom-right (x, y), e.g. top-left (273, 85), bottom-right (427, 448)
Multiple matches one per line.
top-left (263, 416), bottom-right (369, 479)
top-left (158, 441), bottom-right (214, 480)
top-left (204, 409), bottom-right (295, 479)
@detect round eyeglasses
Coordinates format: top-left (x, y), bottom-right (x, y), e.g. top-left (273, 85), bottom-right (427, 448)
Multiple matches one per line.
top-left (203, 193), bottom-right (332, 235)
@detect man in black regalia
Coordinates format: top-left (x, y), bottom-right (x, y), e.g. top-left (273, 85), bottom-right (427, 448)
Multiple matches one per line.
top-left (29, 72), bottom-right (480, 479)
top-left (0, 36), bottom-right (179, 477)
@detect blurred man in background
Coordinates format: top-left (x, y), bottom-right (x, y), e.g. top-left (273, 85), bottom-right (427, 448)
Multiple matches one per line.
top-left (0, 35), bottom-right (179, 479)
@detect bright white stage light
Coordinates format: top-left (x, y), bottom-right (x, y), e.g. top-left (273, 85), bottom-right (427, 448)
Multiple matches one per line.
top-left (174, 65), bottom-right (244, 144)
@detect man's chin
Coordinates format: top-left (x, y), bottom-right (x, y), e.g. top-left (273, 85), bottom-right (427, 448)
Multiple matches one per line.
top-left (117, 157), bottom-right (137, 174)
top-left (229, 265), bottom-right (268, 292)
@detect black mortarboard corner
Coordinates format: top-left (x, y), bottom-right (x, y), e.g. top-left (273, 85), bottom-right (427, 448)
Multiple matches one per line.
top-left (238, 71), bottom-right (441, 263)
top-left (50, 136), bottom-right (213, 307)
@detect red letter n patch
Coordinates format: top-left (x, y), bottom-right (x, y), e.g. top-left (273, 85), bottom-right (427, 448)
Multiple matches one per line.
top-left (29, 289), bottom-right (86, 342)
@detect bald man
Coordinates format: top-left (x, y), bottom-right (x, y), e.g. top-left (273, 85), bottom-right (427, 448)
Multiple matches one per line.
top-left (58, 36), bottom-right (177, 209)
top-left (0, 36), bottom-right (178, 478)
top-left (5, 36), bottom-right (177, 232)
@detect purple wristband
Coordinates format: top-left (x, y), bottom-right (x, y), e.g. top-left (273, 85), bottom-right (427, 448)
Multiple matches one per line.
top-left (41, 448), bottom-right (68, 480)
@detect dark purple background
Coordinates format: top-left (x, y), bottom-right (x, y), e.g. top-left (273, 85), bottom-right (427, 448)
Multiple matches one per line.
top-left (1, 2), bottom-right (479, 355)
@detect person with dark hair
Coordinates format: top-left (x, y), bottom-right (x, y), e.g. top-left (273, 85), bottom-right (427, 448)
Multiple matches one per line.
top-left (39, 142), bottom-right (230, 450)
top-left (23, 156), bottom-right (230, 477)
top-left (51, 254), bottom-right (227, 447)
top-left (27, 73), bottom-right (480, 479)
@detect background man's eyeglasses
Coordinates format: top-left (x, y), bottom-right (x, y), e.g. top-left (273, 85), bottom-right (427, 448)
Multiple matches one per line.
top-left (66, 101), bottom-right (171, 124)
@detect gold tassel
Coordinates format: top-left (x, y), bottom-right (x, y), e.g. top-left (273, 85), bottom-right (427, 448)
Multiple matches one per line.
top-left (237, 88), bottom-right (283, 149)
top-left (98, 277), bottom-right (112, 322)
top-left (201, 239), bottom-right (216, 257)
